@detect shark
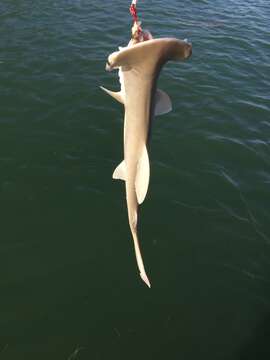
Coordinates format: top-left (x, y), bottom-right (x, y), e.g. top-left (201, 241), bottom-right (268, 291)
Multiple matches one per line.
top-left (101, 33), bottom-right (192, 288)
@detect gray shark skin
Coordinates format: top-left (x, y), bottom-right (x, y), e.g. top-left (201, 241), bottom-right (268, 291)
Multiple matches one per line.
top-left (101, 38), bottom-right (192, 288)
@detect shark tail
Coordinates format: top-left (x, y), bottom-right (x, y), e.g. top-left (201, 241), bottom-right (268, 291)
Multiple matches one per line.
top-left (131, 228), bottom-right (151, 288)
top-left (100, 86), bottom-right (124, 104)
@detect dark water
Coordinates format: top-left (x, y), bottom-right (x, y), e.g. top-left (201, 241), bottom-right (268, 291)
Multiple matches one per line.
top-left (1, 0), bottom-right (270, 358)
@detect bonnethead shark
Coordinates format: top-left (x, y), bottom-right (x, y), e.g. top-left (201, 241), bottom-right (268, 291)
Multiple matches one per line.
top-left (101, 26), bottom-right (192, 288)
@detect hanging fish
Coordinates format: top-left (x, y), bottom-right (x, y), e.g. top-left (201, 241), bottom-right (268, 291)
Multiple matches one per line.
top-left (101, 2), bottom-right (192, 288)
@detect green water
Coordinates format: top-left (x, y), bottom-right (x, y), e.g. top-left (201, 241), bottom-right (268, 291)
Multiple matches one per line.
top-left (0, 0), bottom-right (270, 358)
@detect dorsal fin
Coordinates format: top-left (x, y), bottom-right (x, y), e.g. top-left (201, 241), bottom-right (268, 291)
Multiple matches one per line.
top-left (154, 89), bottom-right (172, 116)
top-left (135, 146), bottom-right (150, 205)
top-left (112, 160), bottom-right (126, 181)
top-left (100, 86), bottom-right (124, 104)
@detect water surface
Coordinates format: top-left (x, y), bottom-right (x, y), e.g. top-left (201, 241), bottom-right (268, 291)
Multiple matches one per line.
top-left (0, 0), bottom-right (270, 359)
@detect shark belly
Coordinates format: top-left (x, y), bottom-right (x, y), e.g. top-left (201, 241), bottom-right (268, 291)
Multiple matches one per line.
top-left (123, 85), bottom-right (152, 200)
top-left (123, 73), bottom-right (153, 163)
top-left (124, 102), bottom-right (150, 212)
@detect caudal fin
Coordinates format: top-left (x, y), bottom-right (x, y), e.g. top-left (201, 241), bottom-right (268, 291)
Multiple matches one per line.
top-left (140, 271), bottom-right (151, 288)
top-left (132, 228), bottom-right (151, 288)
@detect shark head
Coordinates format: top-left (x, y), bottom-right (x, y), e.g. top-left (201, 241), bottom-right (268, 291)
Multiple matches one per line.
top-left (105, 38), bottom-right (192, 73)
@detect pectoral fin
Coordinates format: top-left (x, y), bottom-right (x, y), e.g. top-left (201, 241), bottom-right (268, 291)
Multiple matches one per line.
top-left (112, 160), bottom-right (126, 181)
top-left (154, 89), bottom-right (172, 116)
top-left (100, 86), bottom-right (124, 104)
top-left (135, 146), bottom-right (150, 205)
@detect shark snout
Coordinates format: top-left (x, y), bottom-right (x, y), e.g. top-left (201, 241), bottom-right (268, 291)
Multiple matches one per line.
top-left (175, 39), bottom-right (192, 60)
top-left (105, 60), bottom-right (113, 72)
top-left (105, 52), bottom-right (119, 71)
